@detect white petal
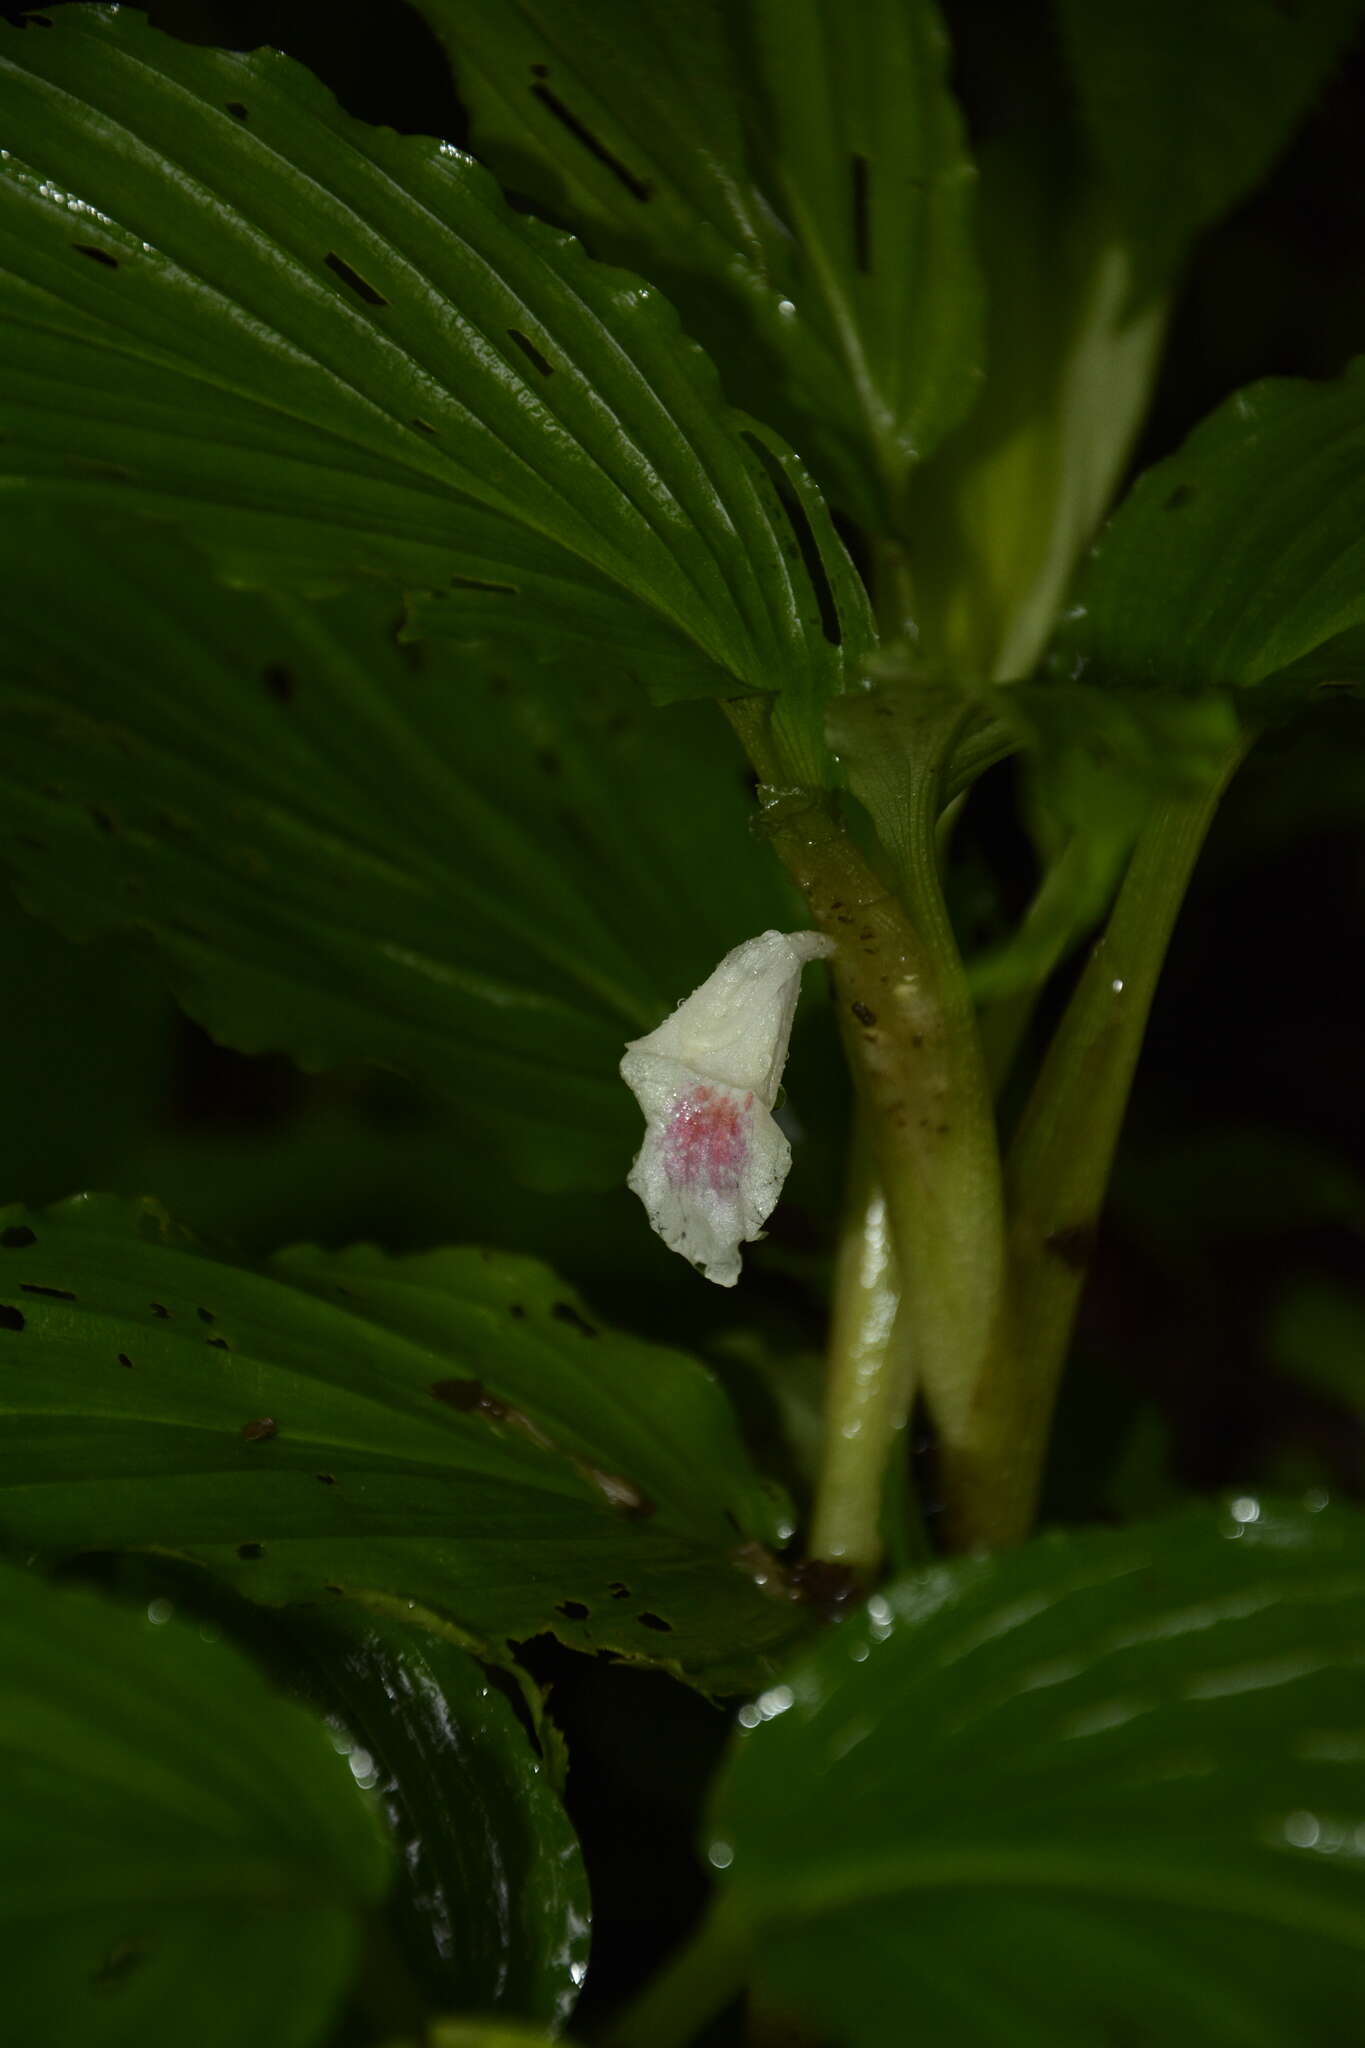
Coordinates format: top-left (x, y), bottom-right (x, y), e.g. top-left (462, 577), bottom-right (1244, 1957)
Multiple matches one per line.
top-left (620, 930), bottom-right (833, 1286)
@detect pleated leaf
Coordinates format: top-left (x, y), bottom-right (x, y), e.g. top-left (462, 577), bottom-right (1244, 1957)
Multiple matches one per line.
top-left (0, 1561), bottom-right (389, 2048)
top-left (710, 1503), bottom-right (1365, 2046)
top-left (0, 1196), bottom-right (803, 1691)
top-left (1057, 359), bottom-right (1365, 704)
top-left (414, 0), bottom-right (981, 526)
top-left (0, 4), bottom-right (869, 752)
top-left (0, 513), bottom-right (799, 1191)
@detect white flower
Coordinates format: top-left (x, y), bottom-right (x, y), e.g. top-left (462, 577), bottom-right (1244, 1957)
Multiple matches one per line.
top-left (620, 929), bottom-right (834, 1287)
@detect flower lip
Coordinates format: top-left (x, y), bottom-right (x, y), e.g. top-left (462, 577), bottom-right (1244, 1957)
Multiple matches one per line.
top-left (620, 930), bottom-right (834, 1286)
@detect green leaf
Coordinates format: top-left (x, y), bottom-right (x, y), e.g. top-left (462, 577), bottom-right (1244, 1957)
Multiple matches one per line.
top-left (0, 5), bottom-right (869, 757)
top-left (0, 1196), bottom-right (804, 1690)
top-left (1056, 0), bottom-right (1364, 287)
top-left (0, 1559), bottom-right (388, 2048)
top-left (1057, 359), bottom-right (1365, 704)
top-left (709, 1503), bottom-right (1365, 2046)
top-left (0, 513), bottom-right (799, 1191)
top-left (904, 135), bottom-right (1168, 684)
top-left (964, 683), bottom-right (1241, 1001)
top-left (413, 0), bottom-right (981, 526)
top-left (249, 1599), bottom-right (590, 2027)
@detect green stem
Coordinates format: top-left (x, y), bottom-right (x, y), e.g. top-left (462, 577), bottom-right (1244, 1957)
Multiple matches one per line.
top-left (759, 781), bottom-right (1009, 1556)
top-left (810, 1112), bottom-right (909, 1572)
top-left (961, 748), bottom-right (1245, 1548)
top-left (607, 1898), bottom-right (750, 2048)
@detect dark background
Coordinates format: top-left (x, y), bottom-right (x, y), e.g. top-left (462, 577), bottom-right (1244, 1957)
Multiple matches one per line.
top-left (6, 2), bottom-right (1365, 2032)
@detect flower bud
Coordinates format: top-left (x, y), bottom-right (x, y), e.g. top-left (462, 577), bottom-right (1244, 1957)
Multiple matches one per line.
top-left (620, 930), bottom-right (834, 1286)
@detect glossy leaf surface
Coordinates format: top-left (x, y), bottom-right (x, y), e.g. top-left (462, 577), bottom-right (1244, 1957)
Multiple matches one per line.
top-left (1057, 0), bottom-right (1363, 284)
top-left (0, 5), bottom-right (869, 749)
top-left (255, 1600), bottom-right (589, 2027)
top-left (711, 1503), bottom-right (1365, 2045)
top-left (415, 0), bottom-right (981, 525)
top-left (1058, 360), bottom-right (1365, 702)
top-left (0, 512), bottom-right (799, 1190)
top-left (0, 1560), bottom-right (388, 2048)
top-left (0, 1197), bottom-right (802, 1690)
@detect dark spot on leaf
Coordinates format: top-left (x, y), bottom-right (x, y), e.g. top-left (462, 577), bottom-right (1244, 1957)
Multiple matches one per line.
top-left (263, 663), bottom-right (294, 703)
top-left (851, 152), bottom-right (871, 272)
top-left (531, 60), bottom-right (548, 76)
top-left (411, 416), bottom-right (438, 435)
top-left (791, 1557), bottom-right (863, 1617)
top-left (1163, 483), bottom-right (1195, 511)
top-left (537, 748), bottom-right (561, 777)
top-left (552, 1300), bottom-right (597, 1339)
top-left (226, 100), bottom-right (248, 120)
top-left (316, 1471), bottom-right (337, 1485)
top-left (911, 1033), bottom-right (924, 1049)
top-left (242, 1417), bottom-right (277, 1442)
top-left (150, 1302), bottom-right (170, 1318)
top-left (508, 326), bottom-right (554, 376)
top-left (325, 1582), bottom-right (344, 1594)
top-left (740, 431), bottom-right (841, 645)
top-left (206, 1336), bottom-right (230, 1351)
top-left (851, 1001), bottom-right (877, 1027)
top-left (116, 1353), bottom-right (134, 1369)
top-left (531, 81), bottom-right (651, 200)
top-left (20, 1282), bottom-right (75, 1300)
top-left (325, 251), bottom-right (388, 306)
top-left (509, 1302), bottom-right (526, 1319)
top-left (1046, 1222), bottom-right (1098, 1269)
top-left (90, 1937), bottom-right (147, 1991)
top-left (198, 1307), bottom-right (215, 1323)
top-left (88, 805), bottom-right (116, 834)
top-left (0, 1305), bottom-right (25, 1332)
top-left (237, 1541), bottom-right (263, 1559)
top-left (430, 1376), bottom-right (510, 1421)
top-left (557, 1598), bottom-right (590, 1620)
top-left (608, 1581), bottom-right (630, 1599)
top-left (637, 1611), bottom-right (672, 1633)
top-left (72, 243), bottom-right (119, 269)
top-left (1, 1226), bottom-right (36, 1249)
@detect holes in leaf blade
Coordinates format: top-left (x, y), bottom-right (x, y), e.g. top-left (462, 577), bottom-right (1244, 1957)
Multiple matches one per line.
top-left (851, 152), bottom-right (871, 272)
top-left (72, 243), bottom-right (119, 269)
top-left (1, 1226), bottom-right (36, 1249)
top-left (19, 1283), bottom-right (74, 1301)
top-left (552, 1300), bottom-right (597, 1339)
top-left (0, 1305), bottom-right (26, 1332)
top-left (740, 431), bottom-right (842, 646)
top-left (637, 1611), bottom-right (672, 1633)
top-left (530, 81), bottom-right (651, 201)
top-left (324, 252), bottom-right (388, 307)
top-left (557, 1598), bottom-right (590, 1621)
top-left (226, 101), bottom-right (249, 121)
top-left (262, 663), bottom-right (295, 703)
top-left (508, 326), bottom-right (554, 376)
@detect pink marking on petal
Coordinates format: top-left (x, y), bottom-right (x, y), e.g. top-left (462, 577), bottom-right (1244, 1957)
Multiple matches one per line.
top-left (663, 1084), bottom-right (751, 1195)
